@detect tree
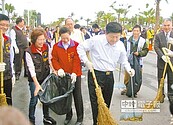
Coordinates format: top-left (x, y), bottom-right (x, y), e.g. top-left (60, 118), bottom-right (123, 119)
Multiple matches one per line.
top-left (139, 4), bottom-right (155, 26)
top-left (95, 11), bottom-right (105, 25)
top-left (155, 0), bottom-right (168, 33)
top-left (110, 2), bottom-right (131, 24)
top-left (102, 12), bottom-right (115, 25)
top-left (170, 13), bottom-right (173, 24)
top-left (5, 3), bottom-right (15, 17)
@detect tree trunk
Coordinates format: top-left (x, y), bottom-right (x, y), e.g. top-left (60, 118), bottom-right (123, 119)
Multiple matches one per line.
top-left (155, 1), bottom-right (160, 34)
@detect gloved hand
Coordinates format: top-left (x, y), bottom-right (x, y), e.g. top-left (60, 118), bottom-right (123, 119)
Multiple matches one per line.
top-left (86, 60), bottom-right (93, 71)
top-left (14, 47), bottom-right (19, 54)
top-left (162, 55), bottom-right (170, 63)
top-left (71, 73), bottom-right (77, 83)
top-left (168, 37), bottom-right (173, 45)
top-left (57, 68), bottom-right (65, 77)
top-left (128, 68), bottom-right (135, 77)
top-left (0, 62), bottom-right (6, 72)
top-left (164, 48), bottom-right (173, 57)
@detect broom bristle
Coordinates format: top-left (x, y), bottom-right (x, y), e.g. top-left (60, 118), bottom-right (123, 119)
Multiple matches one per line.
top-left (95, 87), bottom-right (118, 125)
top-left (144, 78), bottom-right (164, 109)
top-left (0, 93), bottom-right (7, 106)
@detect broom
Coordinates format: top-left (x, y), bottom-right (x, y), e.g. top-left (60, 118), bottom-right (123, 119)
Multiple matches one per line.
top-left (120, 76), bottom-right (143, 121)
top-left (90, 68), bottom-right (118, 125)
top-left (144, 44), bottom-right (173, 109)
top-left (0, 29), bottom-right (7, 106)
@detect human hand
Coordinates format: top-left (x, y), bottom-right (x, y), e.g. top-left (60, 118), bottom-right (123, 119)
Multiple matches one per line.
top-left (128, 68), bottom-right (135, 77)
top-left (71, 73), bottom-right (77, 83)
top-left (57, 68), bottom-right (65, 77)
top-left (168, 37), bottom-right (173, 45)
top-left (86, 61), bottom-right (93, 71)
top-left (164, 48), bottom-right (173, 57)
top-left (133, 52), bottom-right (139, 56)
top-left (0, 62), bottom-right (6, 72)
top-left (34, 84), bottom-right (43, 96)
top-left (162, 55), bottom-right (170, 63)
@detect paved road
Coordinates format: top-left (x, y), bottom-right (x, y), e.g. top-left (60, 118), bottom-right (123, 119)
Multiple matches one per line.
top-left (12, 51), bottom-right (171, 125)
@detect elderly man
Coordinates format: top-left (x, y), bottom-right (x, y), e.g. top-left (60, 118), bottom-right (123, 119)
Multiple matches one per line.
top-left (154, 18), bottom-right (173, 103)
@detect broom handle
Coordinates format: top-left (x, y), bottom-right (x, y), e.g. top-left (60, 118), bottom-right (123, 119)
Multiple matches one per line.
top-left (86, 52), bottom-right (99, 88)
top-left (55, 32), bottom-right (59, 43)
top-left (162, 47), bottom-right (173, 72)
top-left (162, 44), bottom-right (171, 78)
top-left (0, 29), bottom-right (4, 94)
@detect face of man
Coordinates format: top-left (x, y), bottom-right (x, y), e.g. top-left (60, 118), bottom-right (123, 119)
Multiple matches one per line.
top-left (132, 27), bottom-right (141, 38)
top-left (65, 19), bottom-right (74, 32)
top-left (163, 20), bottom-right (172, 33)
top-left (106, 32), bottom-right (121, 45)
top-left (18, 20), bottom-right (25, 29)
top-left (60, 32), bottom-right (70, 44)
top-left (0, 20), bottom-right (9, 34)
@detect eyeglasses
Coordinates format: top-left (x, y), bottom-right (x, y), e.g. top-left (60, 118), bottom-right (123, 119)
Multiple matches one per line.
top-left (0, 23), bottom-right (9, 28)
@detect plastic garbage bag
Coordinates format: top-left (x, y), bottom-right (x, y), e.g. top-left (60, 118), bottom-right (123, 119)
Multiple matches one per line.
top-left (38, 73), bottom-right (75, 115)
top-left (126, 53), bottom-right (142, 97)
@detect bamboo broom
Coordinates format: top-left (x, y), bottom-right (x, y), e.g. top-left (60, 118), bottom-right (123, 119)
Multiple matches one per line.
top-left (0, 29), bottom-right (7, 106)
top-left (144, 44), bottom-right (172, 109)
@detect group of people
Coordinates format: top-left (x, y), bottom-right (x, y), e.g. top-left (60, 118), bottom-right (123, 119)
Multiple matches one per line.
top-left (1, 12), bottom-right (173, 125)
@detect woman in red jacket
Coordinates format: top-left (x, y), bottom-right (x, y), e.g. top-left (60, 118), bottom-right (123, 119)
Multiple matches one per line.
top-left (51, 27), bottom-right (83, 125)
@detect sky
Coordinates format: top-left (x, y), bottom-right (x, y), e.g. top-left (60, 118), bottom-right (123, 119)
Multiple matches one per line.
top-left (3, 0), bottom-right (173, 25)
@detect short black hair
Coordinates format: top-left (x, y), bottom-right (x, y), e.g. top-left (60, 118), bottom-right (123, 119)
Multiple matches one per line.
top-left (59, 27), bottom-right (71, 36)
top-left (106, 22), bottom-right (122, 34)
top-left (16, 17), bottom-right (24, 24)
top-left (74, 24), bottom-right (81, 29)
top-left (0, 14), bottom-right (9, 21)
top-left (132, 25), bottom-right (141, 32)
top-left (92, 24), bottom-right (99, 29)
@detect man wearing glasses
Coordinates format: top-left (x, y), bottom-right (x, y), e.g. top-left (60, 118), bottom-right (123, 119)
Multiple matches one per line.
top-left (0, 14), bottom-right (14, 105)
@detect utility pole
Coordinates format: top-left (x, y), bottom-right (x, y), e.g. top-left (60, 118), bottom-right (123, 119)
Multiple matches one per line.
top-left (2, 0), bottom-right (5, 14)
top-left (28, 10), bottom-right (30, 26)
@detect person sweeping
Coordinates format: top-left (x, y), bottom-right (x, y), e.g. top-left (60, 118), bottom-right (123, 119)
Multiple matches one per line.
top-left (0, 14), bottom-right (14, 105)
top-left (77, 22), bottom-right (135, 125)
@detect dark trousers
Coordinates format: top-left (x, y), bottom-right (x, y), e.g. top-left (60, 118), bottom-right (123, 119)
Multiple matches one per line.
top-left (88, 70), bottom-right (114, 125)
top-left (2, 79), bottom-right (12, 105)
top-left (158, 66), bottom-right (173, 96)
top-left (14, 48), bottom-right (27, 77)
top-left (158, 66), bottom-right (173, 114)
top-left (66, 76), bottom-right (84, 122)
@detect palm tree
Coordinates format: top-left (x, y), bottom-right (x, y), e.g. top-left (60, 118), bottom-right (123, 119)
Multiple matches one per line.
top-left (95, 11), bottom-right (105, 25)
top-left (102, 12), bottom-right (115, 25)
top-left (70, 12), bottom-right (74, 18)
top-left (110, 3), bottom-right (131, 24)
top-left (5, 3), bottom-right (15, 17)
top-left (11, 12), bottom-right (18, 23)
top-left (139, 4), bottom-right (155, 26)
top-left (30, 10), bottom-right (37, 27)
top-left (84, 18), bottom-right (91, 27)
top-left (155, 0), bottom-right (168, 33)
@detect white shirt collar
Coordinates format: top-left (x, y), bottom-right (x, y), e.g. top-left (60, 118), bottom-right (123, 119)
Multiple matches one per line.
top-left (62, 41), bottom-right (70, 49)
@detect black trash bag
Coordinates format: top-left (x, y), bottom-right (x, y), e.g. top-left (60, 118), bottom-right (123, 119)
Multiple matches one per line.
top-left (38, 73), bottom-right (75, 115)
top-left (126, 53), bottom-right (142, 97)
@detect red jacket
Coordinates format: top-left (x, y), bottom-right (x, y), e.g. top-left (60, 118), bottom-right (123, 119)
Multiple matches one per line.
top-left (51, 39), bottom-right (82, 76)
